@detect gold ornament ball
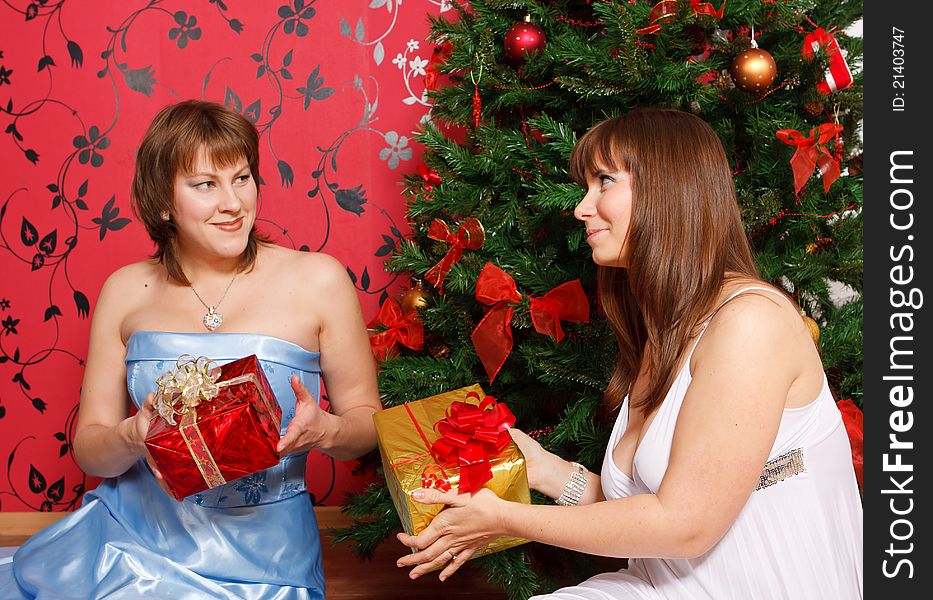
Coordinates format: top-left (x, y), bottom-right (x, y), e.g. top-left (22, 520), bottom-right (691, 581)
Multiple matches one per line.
top-left (400, 281), bottom-right (431, 313)
top-left (805, 242), bottom-right (819, 254)
top-left (729, 47), bottom-right (777, 93)
top-left (427, 336), bottom-right (451, 359)
top-left (801, 313), bottom-right (820, 346)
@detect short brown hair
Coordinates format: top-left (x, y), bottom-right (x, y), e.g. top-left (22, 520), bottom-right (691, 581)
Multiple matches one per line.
top-left (570, 108), bottom-right (759, 415)
top-left (131, 99), bottom-right (268, 284)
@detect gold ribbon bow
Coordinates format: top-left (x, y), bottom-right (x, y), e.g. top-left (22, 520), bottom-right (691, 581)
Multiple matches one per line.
top-left (153, 355), bottom-right (221, 426)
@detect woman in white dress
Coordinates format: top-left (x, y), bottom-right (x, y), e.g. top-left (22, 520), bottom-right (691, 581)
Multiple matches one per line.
top-left (395, 108), bottom-right (863, 599)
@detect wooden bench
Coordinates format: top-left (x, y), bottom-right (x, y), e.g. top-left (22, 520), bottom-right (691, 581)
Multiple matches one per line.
top-left (0, 509), bottom-right (507, 599)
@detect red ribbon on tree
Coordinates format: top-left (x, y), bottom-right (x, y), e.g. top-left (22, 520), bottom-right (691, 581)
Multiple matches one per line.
top-left (637, 0), bottom-right (724, 35)
top-left (424, 41), bottom-right (452, 91)
top-left (367, 298), bottom-right (424, 362)
top-left (801, 28), bottom-right (854, 95)
top-left (690, 0), bottom-right (726, 18)
top-left (471, 262), bottom-right (590, 383)
top-left (424, 218), bottom-right (486, 293)
top-left (775, 123), bottom-right (843, 195)
top-left (431, 391), bottom-right (516, 494)
top-left (417, 164), bottom-right (442, 195)
top-left (635, 0), bottom-right (678, 34)
top-left (836, 399), bottom-right (863, 490)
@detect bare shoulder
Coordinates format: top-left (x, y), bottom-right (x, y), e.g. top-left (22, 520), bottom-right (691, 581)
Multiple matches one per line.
top-left (262, 245), bottom-right (351, 290)
top-left (696, 280), bottom-right (813, 366)
top-left (710, 283), bottom-right (799, 335)
top-left (88, 259), bottom-right (165, 347)
top-left (97, 259), bottom-right (163, 311)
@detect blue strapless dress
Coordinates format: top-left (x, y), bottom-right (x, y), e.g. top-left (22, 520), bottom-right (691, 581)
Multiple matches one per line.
top-left (2, 332), bottom-right (326, 599)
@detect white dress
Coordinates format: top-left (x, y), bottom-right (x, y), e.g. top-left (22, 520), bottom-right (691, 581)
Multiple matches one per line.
top-left (533, 288), bottom-right (863, 600)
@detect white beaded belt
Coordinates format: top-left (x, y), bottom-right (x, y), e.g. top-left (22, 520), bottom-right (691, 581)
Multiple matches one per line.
top-left (755, 448), bottom-right (806, 491)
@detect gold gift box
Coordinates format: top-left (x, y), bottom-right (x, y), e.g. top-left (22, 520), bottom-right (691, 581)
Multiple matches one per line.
top-left (373, 384), bottom-right (530, 559)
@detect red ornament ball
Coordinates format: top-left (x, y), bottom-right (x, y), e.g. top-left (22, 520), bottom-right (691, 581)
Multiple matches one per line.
top-left (504, 19), bottom-right (546, 63)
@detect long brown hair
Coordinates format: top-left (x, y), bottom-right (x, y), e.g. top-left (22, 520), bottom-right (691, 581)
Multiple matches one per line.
top-left (131, 99), bottom-right (270, 285)
top-left (570, 108), bottom-right (758, 415)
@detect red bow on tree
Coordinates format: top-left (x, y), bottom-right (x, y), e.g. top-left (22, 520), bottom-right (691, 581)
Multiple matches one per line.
top-left (424, 41), bottom-right (453, 92)
top-left (691, 0), bottom-right (726, 18)
top-left (635, 0), bottom-right (678, 34)
top-left (775, 123), bottom-right (843, 195)
top-left (636, 0), bottom-right (724, 35)
top-left (367, 298), bottom-right (424, 362)
top-left (471, 262), bottom-right (590, 383)
top-left (431, 392), bottom-right (516, 494)
top-left (836, 399), bottom-right (863, 490)
top-left (424, 218), bottom-right (485, 293)
top-left (417, 164), bottom-right (442, 196)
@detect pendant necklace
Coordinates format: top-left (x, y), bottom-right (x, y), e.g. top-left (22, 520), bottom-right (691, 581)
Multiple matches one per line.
top-left (190, 272), bottom-right (238, 332)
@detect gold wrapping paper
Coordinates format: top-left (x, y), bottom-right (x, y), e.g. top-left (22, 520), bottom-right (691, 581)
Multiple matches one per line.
top-left (373, 384), bottom-right (530, 560)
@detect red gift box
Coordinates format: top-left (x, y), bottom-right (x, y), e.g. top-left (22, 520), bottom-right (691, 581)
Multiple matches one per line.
top-left (144, 354), bottom-right (282, 501)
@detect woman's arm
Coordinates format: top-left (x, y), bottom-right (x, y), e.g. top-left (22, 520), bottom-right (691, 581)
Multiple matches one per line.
top-left (509, 429), bottom-right (604, 504)
top-left (399, 294), bottom-right (808, 578)
top-left (276, 253), bottom-right (382, 461)
top-left (73, 267), bottom-right (150, 478)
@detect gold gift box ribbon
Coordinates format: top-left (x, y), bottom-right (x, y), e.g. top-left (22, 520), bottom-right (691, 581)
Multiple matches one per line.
top-left (374, 384), bottom-right (530, 561)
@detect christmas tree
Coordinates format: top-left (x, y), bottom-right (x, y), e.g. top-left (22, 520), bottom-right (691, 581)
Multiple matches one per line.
top-left (338, 1), bottom-right (863, 597)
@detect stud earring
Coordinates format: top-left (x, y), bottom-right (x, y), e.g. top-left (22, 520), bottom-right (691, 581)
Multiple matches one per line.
top-left (160, 211), bottom-right (170, 221)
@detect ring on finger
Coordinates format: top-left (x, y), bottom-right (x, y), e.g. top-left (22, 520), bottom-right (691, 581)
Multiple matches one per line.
top-left (447, 549), bottom-right (457, 561)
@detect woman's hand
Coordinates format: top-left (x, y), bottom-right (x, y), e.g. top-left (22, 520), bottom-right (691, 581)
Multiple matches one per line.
top-left (144, 448), bottom-right (175, 499)
top-left (396, 487), bottom-right (504, 581)
top-left (508, 428), bottom-right (547, 490)
top-left (509, 428), bottom-right (566, 494)
top-left (127, 392), bottom-right (156, 451)
top-left (509, 428), bottom-right (603, 503)
top-left (128, 392), bottom-right (176, 499)
top-left (276, 374), bottom-right (336, 456)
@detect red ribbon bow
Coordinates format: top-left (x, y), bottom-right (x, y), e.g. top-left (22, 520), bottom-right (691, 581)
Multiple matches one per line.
top-left (801, 28), bottom-right (854, 96)
top-left (417, 164), bottom-right (442, 194)
top-left (471, 262), bottom-right (590, 383)
top-left (690, 0), bottom-right (726, 19)
top-left (636, 0), bottom-right (724, 35)
top-left (425, 41), bottom-right (452, 92)
top-left (775, 123), bottom-right (843, 195)
top-left (836, 399), bottom-right (863, 490)
top-left (420, 463), bottom-right (452, 492)
top-left (635, 0), bottom-right (678, 34)
top-left (424, 218), bottom-right (485, 293)
top-left (431, 392), bottom-right (516, 494)
top-left (367, 298), bottom-right (424, 362)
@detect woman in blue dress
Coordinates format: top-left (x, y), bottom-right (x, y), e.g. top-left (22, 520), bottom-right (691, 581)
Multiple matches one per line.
top-left (3, 100), bottom-right (383, 599)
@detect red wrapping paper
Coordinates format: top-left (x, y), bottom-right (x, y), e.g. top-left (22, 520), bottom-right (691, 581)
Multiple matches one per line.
top-left (145, 355), bottom-right (282, 500)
